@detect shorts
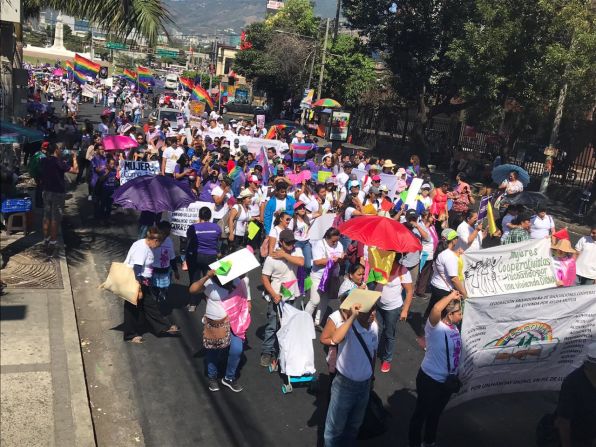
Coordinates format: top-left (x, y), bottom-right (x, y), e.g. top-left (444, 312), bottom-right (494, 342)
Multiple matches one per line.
top-left (42, 191), bottom-right (66, 222)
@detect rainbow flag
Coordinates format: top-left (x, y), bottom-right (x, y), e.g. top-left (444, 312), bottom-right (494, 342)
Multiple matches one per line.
top-left (65, 61), bottom-right (74, 72)
top-left (265, 124), bottom-right (286, 140)
top-left (74, 53), bottom-right (100, 78)
top-left (137, 66), bottom-right (154, 85)
top-left (138, 82), bottom-right (149, 94)
top-left (122, 69), bottom-right (137, 84)
top-left (190, 84), bottom-right (214, 110)
top-left (179, 76), bottom-right (194, 92)
top-left (73, 69), bottom-right (87, 84)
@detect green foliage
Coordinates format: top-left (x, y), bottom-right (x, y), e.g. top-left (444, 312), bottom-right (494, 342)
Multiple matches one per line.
top-left (323, 35), bottom-right (377, 108)
top-left (265, 0), bottom-right (320, 37)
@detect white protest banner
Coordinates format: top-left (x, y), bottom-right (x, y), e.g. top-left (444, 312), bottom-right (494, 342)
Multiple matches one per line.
top-left (352, 168), bottom-right (398, 199)
top-left (245, 137), bottom-right (285, 156)
top-left (308, 214), bottom-right (336, 240)
top-left (450, 285), bottom-right (596, 408)
top-left (169, 201), bottom-right (215, 237)
top-left (81, 84), bottom-right (96, 98)
top-left (463, 238), bottom-right (557, 297)
top-left (209, 248), bottom-right (260, 285)
top-left (405, 177), bottom-right (423, 208)
top-left (119, 160), bottom-right (160, 184)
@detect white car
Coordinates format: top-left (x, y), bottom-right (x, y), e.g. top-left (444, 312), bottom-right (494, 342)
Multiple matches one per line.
top-left (164, 74), bottom-right (178, 90)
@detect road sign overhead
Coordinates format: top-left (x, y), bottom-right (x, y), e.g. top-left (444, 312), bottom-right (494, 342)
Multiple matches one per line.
top-left (106, 42), bottom-right (127, 49)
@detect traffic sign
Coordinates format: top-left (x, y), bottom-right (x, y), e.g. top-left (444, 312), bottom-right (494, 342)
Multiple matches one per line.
top-left (157, 49), bottom-right (179, 57)
top-left (106, 42), bottom-right (127, 50)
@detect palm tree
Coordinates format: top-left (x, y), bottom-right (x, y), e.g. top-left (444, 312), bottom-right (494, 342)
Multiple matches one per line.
top-left (23, 0), bottom-right (171, 46)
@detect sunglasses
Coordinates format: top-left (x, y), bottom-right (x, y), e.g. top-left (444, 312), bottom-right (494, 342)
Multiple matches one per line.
top-left (284, 218), bottom-right (292, 222)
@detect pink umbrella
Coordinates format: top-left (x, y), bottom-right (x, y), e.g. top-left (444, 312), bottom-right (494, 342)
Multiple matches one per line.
top-left (102, 135), bottom-right (139, 151)
top-left (52, 68), bottom-right (65, 76)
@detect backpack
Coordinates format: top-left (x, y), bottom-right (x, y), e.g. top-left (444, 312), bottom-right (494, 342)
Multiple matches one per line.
top-left (217, 205), bottom-right (240, 239)
top-left (28, 151), bottom-right (46, 178)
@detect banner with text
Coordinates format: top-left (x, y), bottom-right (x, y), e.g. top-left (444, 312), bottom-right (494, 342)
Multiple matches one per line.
top-left (450, 285), bottom-right (596, 407)
top-left (170, 201), bottom-right (215, 237)
top-left (119, 160), bottom-right (160, 184)
top-left (352, 168), bottom-right (398, 199)
top-left (463, 238), bottom-right (556, 297)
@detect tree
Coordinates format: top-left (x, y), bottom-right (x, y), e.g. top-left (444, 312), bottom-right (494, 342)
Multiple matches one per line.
top-left (265, 0), bottom-right (320, 37)
top-left (23, 0), bottom-right (172, 46)
top-left (342, 0), bottom-right (476, 155)
top-left (323, 34), bottom-right (377, 108)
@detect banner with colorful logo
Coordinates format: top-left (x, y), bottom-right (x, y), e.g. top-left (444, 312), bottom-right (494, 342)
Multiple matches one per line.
top-left (450, 285), bottom-right (596, 407)
top-left (462, 238), bottom-right (557, 298)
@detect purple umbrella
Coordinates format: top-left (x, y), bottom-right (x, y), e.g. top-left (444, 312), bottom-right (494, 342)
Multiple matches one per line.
top-left (112, 175), bottom-right (196, 213)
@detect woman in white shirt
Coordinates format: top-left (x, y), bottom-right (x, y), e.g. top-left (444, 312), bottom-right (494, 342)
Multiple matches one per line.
top-left (408, 290), bottom-right (462, 447)
top-left (228, 189), bottom-right (254, 252)
top-left (341, 196), bottom-right (364, 221)
top-left (530, 205), bottom-right (555, 239)
top-left (122, 227), bottom-right (179, 343)
top-left (305, 228), bottom-right (345, 327)
top-left (375, 257), bottom-right (414, 373)
top-left (320, 301), bottom-right (379, 446)
top-left (268, 211), bottom-right (292, 254)
top-left (189, 270), bottom-right (251, 393)
top-left (499, 170), bottom-right (524, 196)
top-left (426, 229), bottom-right (467, 320)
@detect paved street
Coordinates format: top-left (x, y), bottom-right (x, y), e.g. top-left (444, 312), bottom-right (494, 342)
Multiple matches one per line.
top-left (58, 101), bottom-right (572, 447)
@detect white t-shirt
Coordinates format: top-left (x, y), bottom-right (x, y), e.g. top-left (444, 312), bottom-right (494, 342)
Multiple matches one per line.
top-left (311, 239), bottom-right (344, 280)
top-left (232, 205), bottom-right (250, 236)
top-left (456, 221), bottom-right (482, 251)
top-left (203, 278), bottom-right (241, 320)
top-left (430, 249), bottom-right (459, 291)
top-left (377, 266), bottom-right (412, 310)
top-left (249, 186), bottom-right (268, 217)
top-left (289, 216), bottom-right (312, 242)
top-left (162, 146), bottom-right (184, 174)
top-left (205, 126), bottom-right (223, 139)
top-left (124, 239), bottom-right (154, 278)
top-left (211, 185), bottom-right (231, 220)
top-left (420, 320), bottom-right (461, 382)
top-left (530, 214), bottom-right (554, 239)
top-left (421, 225), bottom-right (435, 259)
top-left (151, 236), bottom-right (175, 268)
top-left (261, 247), bottom-right (304, 300)
top-left (344, 206), bottom-right (358, 221)
top-left (329, 311), bottom-right (378, 382)
top-left (268, 225), bottom-right (284, 251)
top-left (575, 236), bottom-right (596, 279)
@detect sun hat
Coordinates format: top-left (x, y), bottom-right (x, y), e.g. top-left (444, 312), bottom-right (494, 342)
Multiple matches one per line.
top-left (370, 164), bottom-right (381, 172)
top-left (237, 188), bottom-right (254, 200)
top-left (441, 228), bottom-right (458, 241)
top-left (551, 239), bottom-right (577, 254)
top-left (379, 184), bottom-right (389, 192)
top-left (295, 130), bottom-right (305, 138)
top-left (383, 159), bottom-right (396, 168)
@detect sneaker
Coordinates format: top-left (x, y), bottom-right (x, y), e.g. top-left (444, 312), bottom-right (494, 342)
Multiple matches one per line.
top-left (221, 377), bottom-right (243, 392)
top-left (88, 195), bottom-right (93, 201)
top-left (260, 353), bottom-right (272, 367)
top-left (381, 361), bottom-right (391, 373)
top-left (187, 304), bottom-right (197, 312)
top-left (208, 378), bottom-right (220, 392)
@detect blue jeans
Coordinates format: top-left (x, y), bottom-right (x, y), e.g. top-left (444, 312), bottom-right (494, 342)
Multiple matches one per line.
top-left (295, 240), bottom-right (312, 270)
top-left (324, 372), bottom-right (371, 447)
top-left (261, 300), bottom-right (301, 356)
top-left (206, 333), bottom-right (243, 380)
top-left (376, 306), bottom-right (401, 362)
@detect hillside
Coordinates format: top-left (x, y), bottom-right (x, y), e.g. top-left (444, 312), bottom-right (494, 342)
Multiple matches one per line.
top-left (164, 0), bottom-right (338, 34)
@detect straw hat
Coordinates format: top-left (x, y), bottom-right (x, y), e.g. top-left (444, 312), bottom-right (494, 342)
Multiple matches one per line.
top-left (383, 159), bottom-right (396, 168)
top-left (551, 239), bottom-right (577, 254)
top-left (237, 189), bottom-right (254, 200)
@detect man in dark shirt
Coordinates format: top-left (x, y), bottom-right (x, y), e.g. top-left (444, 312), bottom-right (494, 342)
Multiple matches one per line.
top-left (40, 143), bottom-right (78, 253)
top-left (556, 342), bottom-right (596, 447)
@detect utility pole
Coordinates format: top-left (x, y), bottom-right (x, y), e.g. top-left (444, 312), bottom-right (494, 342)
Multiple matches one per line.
top-left (333, 0), bottom-right (341, 43)
top-left (316, 18), bottom-right (330, 101)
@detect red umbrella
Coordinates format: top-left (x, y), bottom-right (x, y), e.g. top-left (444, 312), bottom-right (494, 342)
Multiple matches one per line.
top-left (338, 215), bottom-right (422, 253)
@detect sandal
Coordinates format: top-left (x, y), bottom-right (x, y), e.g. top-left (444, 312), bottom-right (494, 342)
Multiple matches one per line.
top-left (129, 336), bottom-right (144, 344)
top-left (165, 325), bottom-right (180, 335)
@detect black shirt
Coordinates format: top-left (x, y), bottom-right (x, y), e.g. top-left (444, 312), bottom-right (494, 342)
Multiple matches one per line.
top-left (556, 365), bottom-right (596, 444)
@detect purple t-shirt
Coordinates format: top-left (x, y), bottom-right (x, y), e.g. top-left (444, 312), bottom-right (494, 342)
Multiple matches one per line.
top-left (40, 156), bottom-right (71, 193)
top-left (186, 222), bottom-right (221, 256)
top-left (91, 155), bottom-right (107, 188)
top-left (198, 179), bottom-right (219, 203)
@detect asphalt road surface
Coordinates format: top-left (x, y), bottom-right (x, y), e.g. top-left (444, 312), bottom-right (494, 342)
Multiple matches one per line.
top-left (61, 100), bottom-right (561, 447)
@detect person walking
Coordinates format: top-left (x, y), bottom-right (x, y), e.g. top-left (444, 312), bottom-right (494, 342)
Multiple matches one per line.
top-left (574, 226), bottom-right (596, 285)
top-left (408, 290), bottom-right (463, 447)
top-left (186, 207), bottom-right (221, 312)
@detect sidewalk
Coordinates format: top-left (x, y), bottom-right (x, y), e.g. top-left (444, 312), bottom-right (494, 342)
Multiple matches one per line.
top-left (1, 201), bottom-right (95, 446)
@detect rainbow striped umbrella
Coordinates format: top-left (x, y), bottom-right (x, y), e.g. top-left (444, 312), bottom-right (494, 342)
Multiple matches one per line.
top-left (312, 98), bottom-right (341, 108)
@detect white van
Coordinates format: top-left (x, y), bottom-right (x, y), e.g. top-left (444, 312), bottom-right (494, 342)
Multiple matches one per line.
top-left (164, 73), bottom-right (178, 90)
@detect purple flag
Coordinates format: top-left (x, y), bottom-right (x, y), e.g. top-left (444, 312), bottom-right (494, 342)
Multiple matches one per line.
top-left (317, 259), bottom-right (336, 293)
top-left (256, 146), bottom-right (272, 185)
